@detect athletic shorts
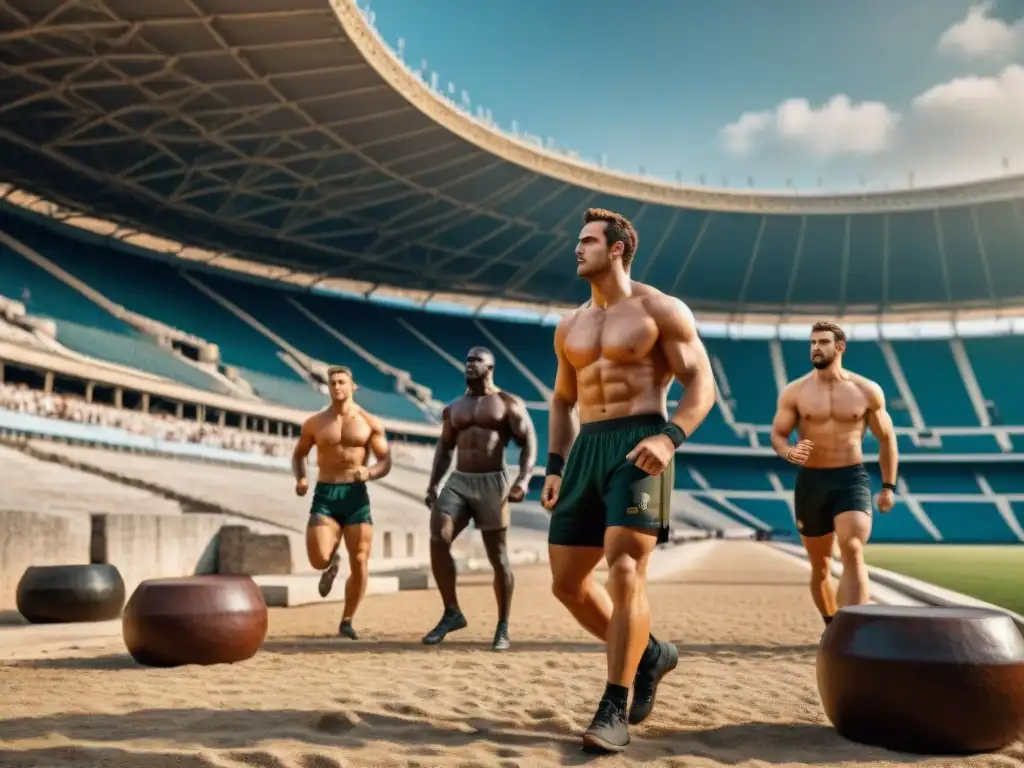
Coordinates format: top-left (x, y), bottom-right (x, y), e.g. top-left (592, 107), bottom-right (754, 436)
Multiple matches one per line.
top-left (434, 469), bottom-right (513, 532)
top-left (548, 414), bottom-right (674, 548)
top-left (308, 481), bottom-right (372, 527)
top-left (793, 464), bottom-right (872, 538)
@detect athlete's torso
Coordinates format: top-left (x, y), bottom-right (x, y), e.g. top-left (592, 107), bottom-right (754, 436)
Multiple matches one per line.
top-left (792, 372), bottom-right (875, 469)
top-left (449, 392), bottom-right (514, 473)
top-left (309, 406), bottom-right (373, 483)
top-left (563, 286), bottom-right (671, 424)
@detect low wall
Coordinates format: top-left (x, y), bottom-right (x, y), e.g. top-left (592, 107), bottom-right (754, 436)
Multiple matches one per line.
top-left (0, 509), bottom-right (92, 612)
top-left (1, 508), bottom-right (428, 613)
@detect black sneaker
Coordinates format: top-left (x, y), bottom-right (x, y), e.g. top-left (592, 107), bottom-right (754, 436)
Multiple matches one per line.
top-left (338, 619), bottom-right (358, 640)
top-left (422, 609), bottom-right (468, 645)
top-left (581, 698), bottom-right (629, 753)
top-left (318, 553), bottom-right (340, 598)
top-left (491, 621), bottom-right (510, 651)
top-left (628, 641), bottom-right (679, 725)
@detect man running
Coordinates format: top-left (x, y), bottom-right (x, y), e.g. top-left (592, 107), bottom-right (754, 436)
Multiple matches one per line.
top-left (293, 365), bottom-right (392, 639)
top-left (541, 208), bottom-right (717, 753)
top-left (422, 346), bottom-right (537, 651)
top-left (770, 320), bottom-right (898, 628)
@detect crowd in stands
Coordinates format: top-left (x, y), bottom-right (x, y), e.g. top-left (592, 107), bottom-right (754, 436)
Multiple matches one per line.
top-left (0, 381), bottom-right (436, 466)
top-left (0, 382), bottom-right (294, 457)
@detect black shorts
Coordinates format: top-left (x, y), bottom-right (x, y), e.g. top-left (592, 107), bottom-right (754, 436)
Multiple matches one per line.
top-left (794, 464), bottom-right (872, 538)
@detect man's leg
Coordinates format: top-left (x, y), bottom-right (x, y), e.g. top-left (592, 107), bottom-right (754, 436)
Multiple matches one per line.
top-left (423, 501), bottom-right (470, 645)
top-left (579, 526), bottom-right (657, 753)
top-left (549, 544), bottom-right (610, 640)
top-left (481, 528), bottom-right (514, 650)
top-left (307, 514), bottom-right (342, 598)
top-left (834, 510), bottom-right (872, 607)
top-left (801, 532), bottom-right (838, 624)
top-left (338, 522), bottom-right (372, 638)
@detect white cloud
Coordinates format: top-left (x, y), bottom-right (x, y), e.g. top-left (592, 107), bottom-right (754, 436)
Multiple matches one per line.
top-left (936, 1), bottom-right (1023, 61)
top-left (718, 65), bottom-right (1024, 185)
top-left (719, 95), bottom-right (900, 158)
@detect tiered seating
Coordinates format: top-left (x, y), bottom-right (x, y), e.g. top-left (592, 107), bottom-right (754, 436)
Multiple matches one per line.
top-left (706, 339), bottom-right (776, 425)
top-left (965, 336), bottom-right (1024, 425)
top-left (0, 444), bottom-right (182, 517)
top-left (922, 502), bottom-right (1019, 544)
top-left (892, 340), bottom-right (976, 426)
top-left (56, 321), bottom-right (230, 393)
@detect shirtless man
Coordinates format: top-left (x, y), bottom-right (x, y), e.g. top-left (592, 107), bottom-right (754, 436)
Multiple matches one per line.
top-left (293, 365), bottom-right (392, 639)
top-left (542, 208), bottom-right (717, 753)
top-left (422, 347), bottom-right (537, 651)
top-left (770, 321), bottom-right (898, 628)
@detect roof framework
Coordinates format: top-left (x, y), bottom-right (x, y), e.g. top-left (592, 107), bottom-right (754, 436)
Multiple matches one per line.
top-left (1, 0), bottom-right (1022, 315)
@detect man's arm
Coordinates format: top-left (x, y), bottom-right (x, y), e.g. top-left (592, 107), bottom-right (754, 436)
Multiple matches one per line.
top-left (364, 413), bottom-right (392, 480)
top-left (549, 316), bottom-right (579, 461)
top-left (505, 395), bottom-right (537, 489)
top-left (770, 385), bottom-right (800, 460)
top-left (865, 381), bottom-right (898, 485)
top-left (292, 418), bottom-right (316, 484)
top-left (652, 296), bottom-right (716, 439)
top-left (426, 406), bottom-right (458, 494)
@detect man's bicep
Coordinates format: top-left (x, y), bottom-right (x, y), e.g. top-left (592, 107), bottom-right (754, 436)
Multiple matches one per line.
top-left (294, 425), bottom-right (315, 454)
top-left (867, 395), bottom-right (894, 440)
top-left (370, 422), bottom-right (390, 458)
top-left (509, 401), bottom-right (535, 443)
top-left (438, 408), bottom-right (458, 448)
top-left (771, 394), bottom-right (799, 436)
top-left (657, 299), bottom-right (711, 385)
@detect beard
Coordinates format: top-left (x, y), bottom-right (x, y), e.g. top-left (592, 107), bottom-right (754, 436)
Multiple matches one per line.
top-left (811, 357), bottom-right (831, 370)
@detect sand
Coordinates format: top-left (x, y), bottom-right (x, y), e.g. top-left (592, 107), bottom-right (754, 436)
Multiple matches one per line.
top-left (1, 541), bottom-right (1021, 768)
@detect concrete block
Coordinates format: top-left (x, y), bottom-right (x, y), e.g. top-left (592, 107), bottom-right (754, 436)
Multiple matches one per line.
top-left (218, 525), bottom-right (292, 576)
top-left (252, 573), bottom-right (400, 607)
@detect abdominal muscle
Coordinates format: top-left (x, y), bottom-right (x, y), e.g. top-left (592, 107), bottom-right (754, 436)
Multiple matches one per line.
top-left (798, 422), bottom-right (867, 469)
top-left (575, 358), bottom-right (669, 423)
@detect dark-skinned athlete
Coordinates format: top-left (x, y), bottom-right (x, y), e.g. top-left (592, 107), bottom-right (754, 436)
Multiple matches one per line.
top-left (423, 346), bottom-right (537, 651)
top-left (293, 366), bottom-right (391, 639)
top-left (542, 208), bottom-right (717, 753)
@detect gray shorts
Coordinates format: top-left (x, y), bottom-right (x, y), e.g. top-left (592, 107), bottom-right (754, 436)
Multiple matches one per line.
top-left (434, 469), bottom-right (513, 532)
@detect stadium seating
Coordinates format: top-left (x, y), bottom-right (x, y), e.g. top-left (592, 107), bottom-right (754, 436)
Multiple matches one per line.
top-left (2, 208), bottom-right (1024, 546)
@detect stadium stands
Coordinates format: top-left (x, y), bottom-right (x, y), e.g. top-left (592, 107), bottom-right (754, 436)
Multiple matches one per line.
top-left (2, 207), bottom-right (1023, 546)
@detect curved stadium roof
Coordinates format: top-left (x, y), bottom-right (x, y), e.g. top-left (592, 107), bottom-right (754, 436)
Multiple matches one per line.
top-left (1, 0), bottom-right (1022, 317)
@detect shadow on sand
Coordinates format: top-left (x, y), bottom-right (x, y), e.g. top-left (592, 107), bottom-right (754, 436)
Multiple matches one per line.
top-left (0, 707), bottom-right (942, 767)
top-left (9, 639), bottom-right (819, 670)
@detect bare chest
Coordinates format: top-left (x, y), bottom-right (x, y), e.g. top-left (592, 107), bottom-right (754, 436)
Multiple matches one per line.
top-left (564, 309), bottom-right (659, 370)
top-left (798, 382), bottom-right (868, 426)
top-left (315, 414), bottom-right (371, 449)
top-left (450, 395), bottom-right (508, 432)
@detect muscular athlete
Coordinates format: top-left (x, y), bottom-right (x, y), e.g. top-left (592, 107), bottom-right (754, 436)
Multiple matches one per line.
top-left (770, 321), bottom-right (898, 629)
top-left (293, 365), bottom-right (392, 639)
top-left (541, 208), bottom-right (717, 753)
top-left (422, 347), bottom-right (537, 651)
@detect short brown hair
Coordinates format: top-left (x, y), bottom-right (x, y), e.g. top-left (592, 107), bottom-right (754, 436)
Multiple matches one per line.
top-left (326, 365), bottom-right (353, 380)
top-left (583, 208), bottom-right (639, 269)
top-left (811, 320), bottom-right (847, 345)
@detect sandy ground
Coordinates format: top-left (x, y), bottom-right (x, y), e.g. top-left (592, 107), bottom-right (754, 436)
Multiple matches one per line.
top-left (0, 541), bottom-right (1021, 768)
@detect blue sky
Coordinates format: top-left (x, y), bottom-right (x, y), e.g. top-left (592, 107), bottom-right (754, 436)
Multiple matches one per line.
top-left (366, 0), bottom-right (1024, 191)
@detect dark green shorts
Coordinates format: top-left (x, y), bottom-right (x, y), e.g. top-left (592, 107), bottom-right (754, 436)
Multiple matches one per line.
top-left (308, 482), bottom-right (373, 527)
top-left (548, 414), bottom-right (674, 548)
top-left (794, 464), bottom-right (872, 538)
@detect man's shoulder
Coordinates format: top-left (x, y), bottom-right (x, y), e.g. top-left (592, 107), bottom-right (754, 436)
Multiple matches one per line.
top-left (496, 390), bottom-right (526, 410)
top-left (846, 372), bottom-right (885, 402)
top-left (782, 374), bottom-right (813, 399)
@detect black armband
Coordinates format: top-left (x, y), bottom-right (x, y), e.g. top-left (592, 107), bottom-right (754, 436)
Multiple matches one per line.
top-left (546, 452), bottom-right (565, 477)
top-left (881, 481), bottom-right (897, 491)
top-left (661, 423), bottom-right (687, 449)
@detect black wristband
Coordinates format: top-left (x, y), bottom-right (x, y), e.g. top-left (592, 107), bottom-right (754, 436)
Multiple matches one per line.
top-left (546, 452), bottom-right (565, 477)
top-left (661, 423), bottom-right (687, 449)
top-left (882, 481), bottom-right (897, 491)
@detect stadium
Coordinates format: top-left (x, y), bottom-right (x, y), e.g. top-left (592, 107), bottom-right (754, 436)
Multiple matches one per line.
top-left (1, 1), bottom-right (1022, 766)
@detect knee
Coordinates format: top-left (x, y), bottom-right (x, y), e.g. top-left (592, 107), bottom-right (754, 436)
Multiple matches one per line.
top-left (309, 553), bottom-right (330, 570)
top-left (809, 560), bottom-right (831, 584)
top-left (606, 555), bottom-right (641, 599)
top-left (350, 551), bottom-right (369, 572)
top-left (838, 538), bottom-right (864, 563)
top-left (551, 572), bottom-right (583, 605)
top-left (430, 531), bottom-right (453, 548)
